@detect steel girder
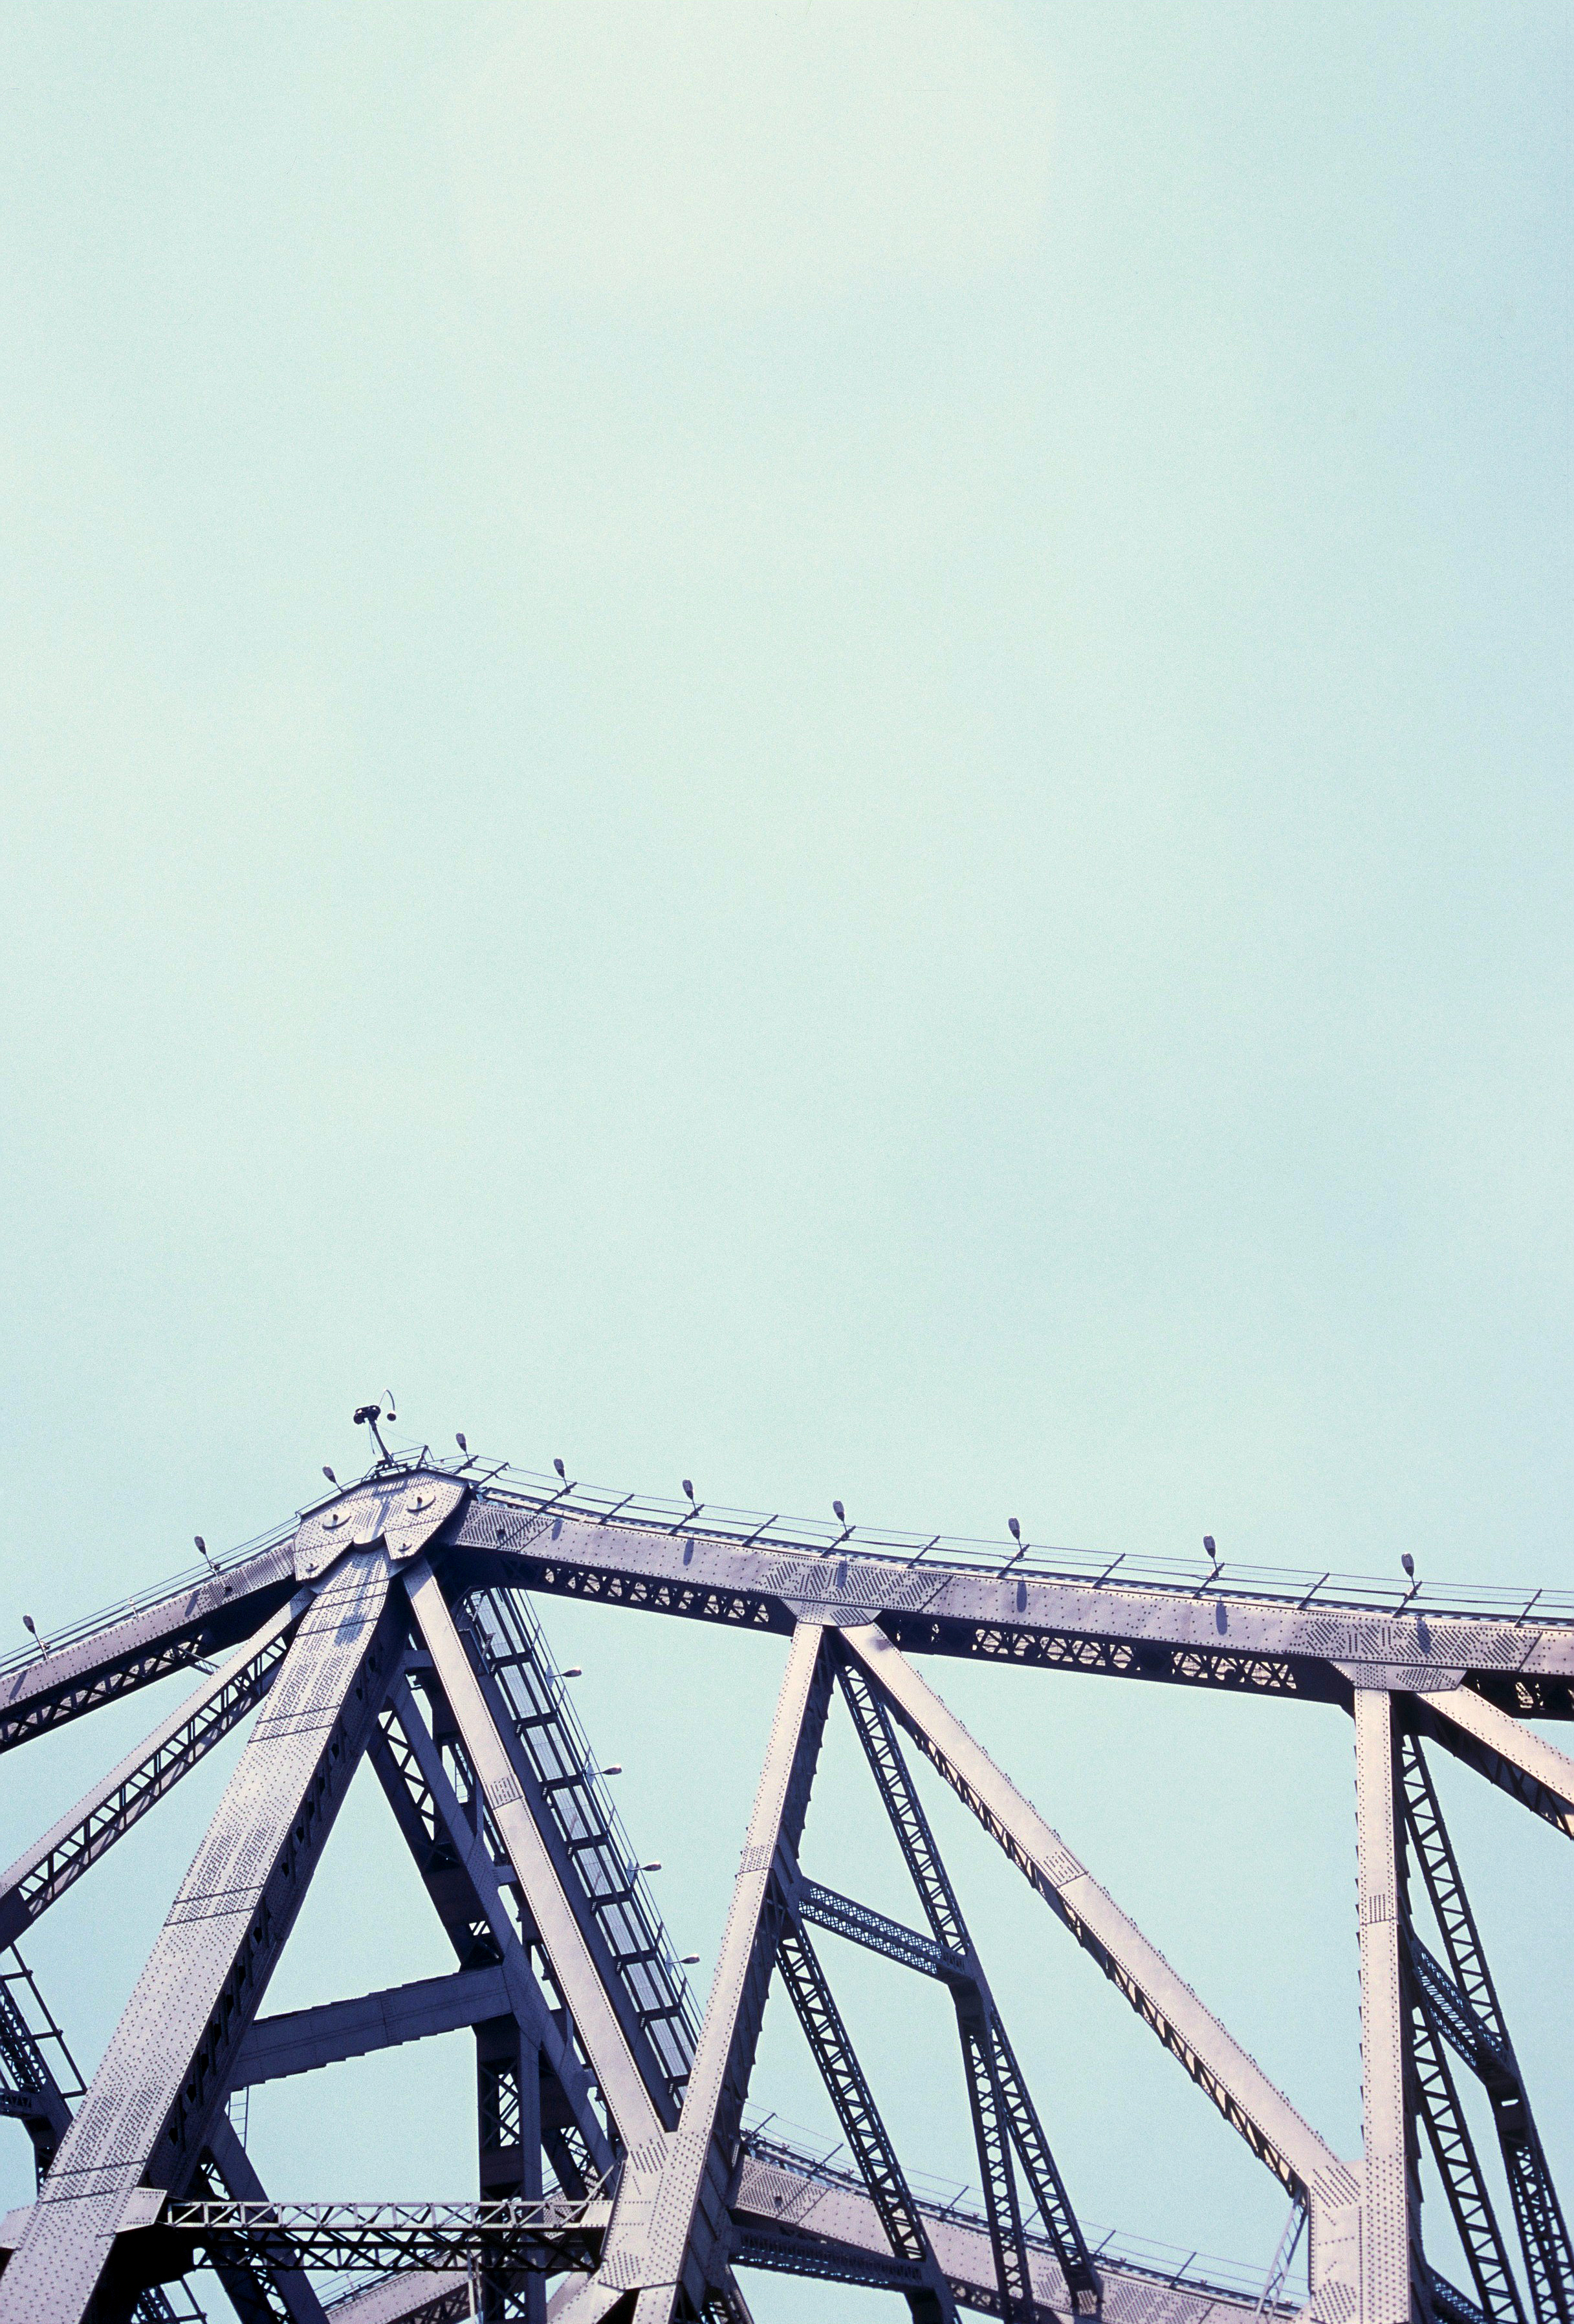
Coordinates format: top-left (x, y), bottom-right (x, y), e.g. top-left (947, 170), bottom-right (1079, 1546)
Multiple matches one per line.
top-left (457, 1589), bottom-right (696, 2113)
top-left (432, 1481), bottom-right (1574, 1715)
top-left (231, 1968), bottom-right (511, 2090)
top-left (796, 1879), bottom-right (951, 1978)
top-left (0, 1458), bottom-right (1568, 2324)
top-left (9, 1466), bottom-right (1573, 1770)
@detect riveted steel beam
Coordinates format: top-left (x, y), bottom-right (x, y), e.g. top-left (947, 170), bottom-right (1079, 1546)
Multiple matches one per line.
top-left (0, 1548), bottom-right (402, 2324)
top-left (1353, 1689), bottom-right (1425, 2324)
top-left (443, 1483), bottom-right (1574, 1710)
top-left (231, 1966), bottom-right (512, 2089)
top-left (795, 1879), bottom-right (951, 1981)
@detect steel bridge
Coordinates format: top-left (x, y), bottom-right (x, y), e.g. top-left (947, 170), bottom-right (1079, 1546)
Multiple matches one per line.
top-left (0, 1446), bottom-right (1569, 2324)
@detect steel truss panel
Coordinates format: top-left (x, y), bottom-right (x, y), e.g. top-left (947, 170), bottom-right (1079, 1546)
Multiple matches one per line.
top-left (162, 2193), bottom-right (607, 2275)
top-left (0, 1548), bottom-right (401, 2324)
top-left (446, 1596), bottom-right (679, 2133)
top-left (836, 1629), bottom-right (1346, 2195)
top-left (459, 1589), bottom-right (697, 2111)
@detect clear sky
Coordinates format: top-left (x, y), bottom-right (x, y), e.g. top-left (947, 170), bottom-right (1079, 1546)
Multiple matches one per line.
top-left (0, 6), bottom-right (1569, 2320)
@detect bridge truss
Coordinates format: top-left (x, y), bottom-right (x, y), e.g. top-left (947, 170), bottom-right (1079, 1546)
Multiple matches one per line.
top-left (0, 1450), bottom-right (1569, 2324)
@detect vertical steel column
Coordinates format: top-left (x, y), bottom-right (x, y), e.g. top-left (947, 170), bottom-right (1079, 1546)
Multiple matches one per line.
top-left (552, 1624), bottom-right (832, 2324)
top-left (1355, 1688), bottom-right (1425, 2324)
top-left (626, 1622), bottom-right (833, 2324)
top-left (475, 2013), bottom-right (546, 2324)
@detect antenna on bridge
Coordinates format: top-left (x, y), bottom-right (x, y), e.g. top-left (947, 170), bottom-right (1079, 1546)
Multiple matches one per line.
top-left (353, 1403), bottom-right (394, 1464)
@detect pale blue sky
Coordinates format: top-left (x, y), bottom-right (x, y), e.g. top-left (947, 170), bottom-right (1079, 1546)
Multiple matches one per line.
top-left (1, 7), bottom-right (1569, 2319)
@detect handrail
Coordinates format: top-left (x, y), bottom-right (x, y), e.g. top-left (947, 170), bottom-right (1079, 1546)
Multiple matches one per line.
top-left (7, 1447), bottom-right (1566, 1691)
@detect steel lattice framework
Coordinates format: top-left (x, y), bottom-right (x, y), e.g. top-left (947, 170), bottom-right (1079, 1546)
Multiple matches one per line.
top-left (0, 1448), bottom-right (1569, 2324)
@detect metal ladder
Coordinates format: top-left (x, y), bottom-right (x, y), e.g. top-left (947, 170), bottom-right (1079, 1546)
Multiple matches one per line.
top-left (460, 1587), bottom-right (699, 2108)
